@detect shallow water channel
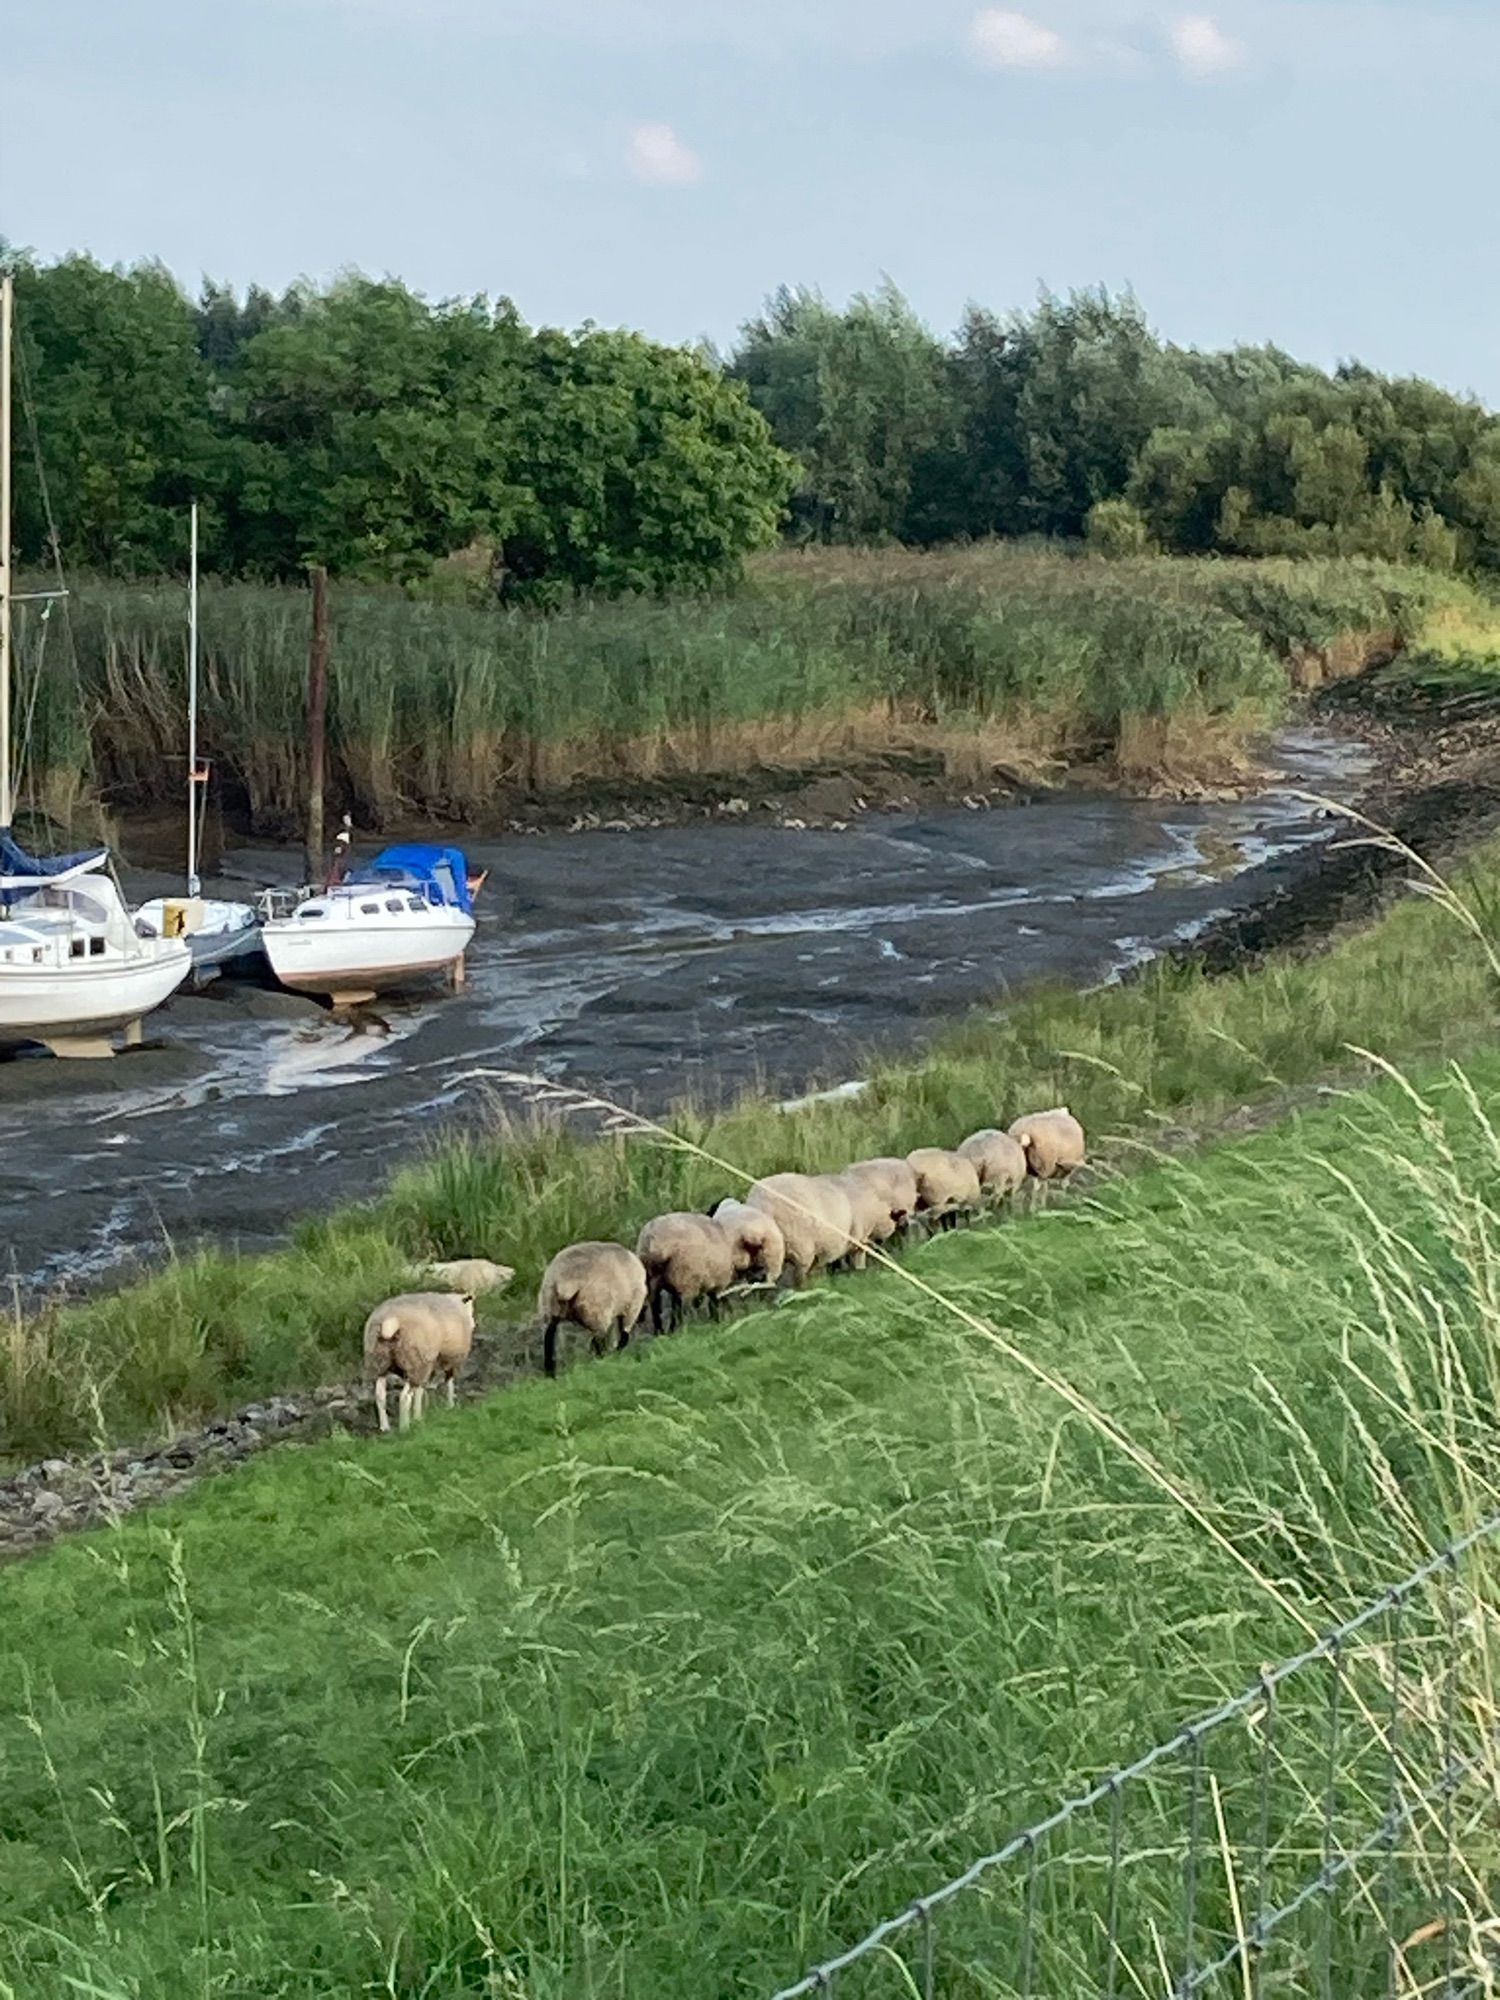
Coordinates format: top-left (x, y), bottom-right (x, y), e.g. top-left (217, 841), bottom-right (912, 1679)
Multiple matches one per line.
top-left (0, 727), bottom-right (1370, 1296)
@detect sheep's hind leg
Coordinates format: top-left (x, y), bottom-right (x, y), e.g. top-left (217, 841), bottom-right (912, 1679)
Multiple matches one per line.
top-left (398, 1382), bottom-right (415, 1431)
top-left (446, 1374), bottom-right (457, 1408)
top-left (412, 1384), bottom-right (426, 1424)
top-left (375, 1376), bottom-right (391, 1433)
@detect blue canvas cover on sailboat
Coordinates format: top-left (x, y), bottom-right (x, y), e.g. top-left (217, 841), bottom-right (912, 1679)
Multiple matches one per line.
top-left (0, 829), bottom-right (109, 880)
top-left (346, 843), bottom-right (475, 914)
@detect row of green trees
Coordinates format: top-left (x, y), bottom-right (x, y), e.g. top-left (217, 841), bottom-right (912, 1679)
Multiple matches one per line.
top-left (731, 285), bottom-right (1500, 571)
top-left (7, 255), bottom-right (795, 594)
top-left (9, 252), bottom-right (1500, 590)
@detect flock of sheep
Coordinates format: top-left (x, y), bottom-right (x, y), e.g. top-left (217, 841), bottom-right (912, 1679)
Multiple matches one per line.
top-left (362, 1106), bottom-right (1087, 1432)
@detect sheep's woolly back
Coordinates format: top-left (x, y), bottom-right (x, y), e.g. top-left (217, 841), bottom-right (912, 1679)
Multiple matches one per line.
top-left (747, 1173), bottom-right (854, 1272)
top-left (848, 1156), bottom-right (919, 1224)
top-left (957, 1128), bottom-right (1029, 1197)
top-left (636, 1214), bottom-right (736, 1299)
top-left (538, 1242), bottom-right (649, 1336)
top-left (362, 1291), bottom-right (476, 1384)
top-left (1007, 1107), bottom-right (1086, 1178)
top-left (710, 1199), bottom-right (787, 1284)
top-left (834, 1165), bottom-right (902, 1246)
top-left (905, 1147), bottom-right (983, 1212)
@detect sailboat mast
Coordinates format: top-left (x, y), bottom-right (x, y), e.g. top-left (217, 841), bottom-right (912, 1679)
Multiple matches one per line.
top-left (187, 500), bottom-right (200, 895)
top-left (1, 269), bottom-right (13, 834)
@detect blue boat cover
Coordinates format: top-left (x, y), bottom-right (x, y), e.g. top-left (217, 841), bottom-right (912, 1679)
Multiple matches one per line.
top-left (345, 843), bottom-right (475, 914)
top-left (0, 828), bottom-right (110, 880)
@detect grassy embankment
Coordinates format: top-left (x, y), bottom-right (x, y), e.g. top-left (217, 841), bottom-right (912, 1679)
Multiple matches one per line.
top-left (7, 816), bottom-right (1500, 1471)
top-left (11, 547), bottom-right (1479, 831)
top-left (4, 1035), bottom-right (1500, 1994)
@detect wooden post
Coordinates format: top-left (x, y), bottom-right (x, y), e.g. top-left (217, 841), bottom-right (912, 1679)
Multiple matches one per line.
top-left (305, 564), bottom-right (329, 884)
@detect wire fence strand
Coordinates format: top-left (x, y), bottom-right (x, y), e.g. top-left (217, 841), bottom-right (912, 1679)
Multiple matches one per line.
top-left (767, 1514), bottom-right (1500, 2000)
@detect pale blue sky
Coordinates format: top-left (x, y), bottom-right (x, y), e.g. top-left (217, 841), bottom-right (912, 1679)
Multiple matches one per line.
top-left (8, 0), bottom-right (1500, 400)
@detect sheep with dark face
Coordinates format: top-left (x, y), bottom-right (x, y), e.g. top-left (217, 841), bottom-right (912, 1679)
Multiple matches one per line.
top-left (842, 1155), bottom-right (919, 1238)
top-left (744, 1172), bottom-right (856, 1284)
top-left (636, 1212), bottom-right (738, 1332)
top-left (364, 1291), bottom-right (476, 1432)
top-left (832, 1164), bottom-right (904, 1270)
top-left (538, 1243), bottom-right (648, 1378)
top-left (709, 1199), bottom-right (787, 1287)
top-left (905, 1148), bottom-right (982, 1230)
top-left (1008, 1107), bottom-right (1086, 1180)
top-left (957, 1129), bottom-right (1028, 1204)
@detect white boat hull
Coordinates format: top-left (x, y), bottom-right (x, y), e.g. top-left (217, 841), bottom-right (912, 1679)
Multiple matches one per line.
top-left (262, 905), bottom-right (475, 1002)
top-left (0, 950), bottom-right (192, 1049)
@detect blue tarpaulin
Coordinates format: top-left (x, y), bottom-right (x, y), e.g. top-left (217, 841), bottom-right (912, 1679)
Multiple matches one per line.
top-left (0, 828), bottom-right (109, 880)
top-left (345, 843), bottom-right (476, 914)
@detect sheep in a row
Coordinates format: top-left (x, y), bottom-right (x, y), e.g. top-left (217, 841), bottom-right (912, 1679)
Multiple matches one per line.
top-left (364, 1104), bottom-right (1086, 1420)
top-left (364, 1291), bottom-right (477, 1431)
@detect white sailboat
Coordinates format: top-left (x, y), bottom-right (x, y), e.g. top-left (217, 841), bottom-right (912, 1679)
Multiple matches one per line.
top-left (0, 269), bottom-right (192, 1058)
top-left (134, 502), bottom-right (262, 981)
top-left (260, 839), bottom-right (478, 1006)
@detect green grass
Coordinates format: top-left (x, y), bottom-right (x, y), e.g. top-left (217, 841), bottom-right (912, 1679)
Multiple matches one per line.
top-left (9, 548), bottom-right (1482, 832)
top-left (4, 1053), bottom-right (1500, 1996)
top-left (7, 821), bottom-right (1500, 1472)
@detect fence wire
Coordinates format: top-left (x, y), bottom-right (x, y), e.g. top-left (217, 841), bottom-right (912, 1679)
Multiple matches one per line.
top-left (768, 1514), bottom-right (1500, 2000)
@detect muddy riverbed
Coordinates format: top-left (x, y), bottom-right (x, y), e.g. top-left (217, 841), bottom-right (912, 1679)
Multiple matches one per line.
top-left (0, 726), bottom-right (1372, 1299)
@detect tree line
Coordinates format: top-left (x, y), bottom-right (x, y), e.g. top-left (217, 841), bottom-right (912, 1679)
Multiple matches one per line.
top-left (8, 251), bottom-right (1500, 594)
top-left (732, 283), bottom-right (1500, 571)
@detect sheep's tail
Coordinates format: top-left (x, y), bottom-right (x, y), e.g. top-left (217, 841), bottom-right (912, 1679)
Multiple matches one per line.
top-left (374, 1313), bottom-right (402, 1345)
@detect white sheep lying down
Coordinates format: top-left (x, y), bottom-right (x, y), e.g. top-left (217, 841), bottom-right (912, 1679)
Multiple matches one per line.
top-left (636, 1212), bottom-right (737, 1332)
top-left (538, 1242), bottom-right (649, 1378)
top-left (425, 1257), bottom-right (515, 1296)
top-left (957, 1129), bottom-right (1028, 1203)
top-left (1008, 1106), bottom-right (1087, 1179)
top-left (364, 1291), bottom-right (477, 1432)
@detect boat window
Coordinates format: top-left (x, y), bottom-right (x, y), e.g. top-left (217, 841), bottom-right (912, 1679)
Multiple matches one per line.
top-left (406, 897), bottom-right (424, 913)
top-left (298, 907), bottom-right (326, 920)
top-left (385, 898), bottom-right (405, 914)
top-left (90, 936), bottom-right (106, 956)
top-left (72, 894), bottom-right (110, 927)
top-left (361, 902), bottom-right (379, 915)
top-left (70, 937), bottom-right (85, 958)
top-left (33, 947), bottom-right (43, 963)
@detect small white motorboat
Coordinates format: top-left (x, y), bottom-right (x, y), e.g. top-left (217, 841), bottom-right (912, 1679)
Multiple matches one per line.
top-left (133, 892), bottom-right (263, 979)
top-left (0, 853), bottom-right (192, 1058)
top-left (260, 843), bottom-right (479, 1006)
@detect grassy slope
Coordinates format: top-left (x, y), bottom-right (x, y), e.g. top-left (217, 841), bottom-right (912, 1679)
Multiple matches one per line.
top-left (8, 827), bottom-right (1500, 1469)
top-left (14, 549), bottom-right (1476, 828)
top-left (3, 1056), bottom-right (1500, 1996)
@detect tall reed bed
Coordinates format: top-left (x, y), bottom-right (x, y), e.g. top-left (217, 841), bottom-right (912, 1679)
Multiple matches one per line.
top-left (10, 550), bottom-right (1473, 830)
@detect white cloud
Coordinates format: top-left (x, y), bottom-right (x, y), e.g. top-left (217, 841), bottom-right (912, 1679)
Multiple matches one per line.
top-left (1170, 13), bottom-right (1246, 74)
top-left (625, 121), bottom-right (703, 186)
top-left (968, 9), bottom-right (1068, 70)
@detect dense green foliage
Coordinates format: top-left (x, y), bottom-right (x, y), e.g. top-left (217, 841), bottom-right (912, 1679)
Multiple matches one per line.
top-left (7, 817), bottom-right (1500, 1469)
top-left (11, 548), bottom-right (1463, 828)
top-left (731, 286), bottom-right (1500, 570)
top-left (3, 1045), bottom-right (1497, 1993)
top-left (11, 251), bottom-right (1500, 594)
top-left (6, 256), bottom-right (794, 594)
